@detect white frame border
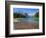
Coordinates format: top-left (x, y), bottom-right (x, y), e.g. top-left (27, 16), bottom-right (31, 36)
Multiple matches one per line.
top-left (10, 5), bottom-right (43, 35)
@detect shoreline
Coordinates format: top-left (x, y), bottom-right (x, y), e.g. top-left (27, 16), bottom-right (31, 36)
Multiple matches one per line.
top-left (14, 22), bottom-right (39, 29)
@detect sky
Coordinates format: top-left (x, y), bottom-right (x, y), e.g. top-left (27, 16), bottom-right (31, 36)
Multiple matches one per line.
top-left (13, 8), bottom-right (39, 16)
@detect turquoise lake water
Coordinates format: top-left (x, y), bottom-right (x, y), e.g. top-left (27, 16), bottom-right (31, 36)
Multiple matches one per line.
top-left (17, 17), bottom-right (39, 24)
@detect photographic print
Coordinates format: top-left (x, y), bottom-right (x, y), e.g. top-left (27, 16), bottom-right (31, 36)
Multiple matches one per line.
top-left (13, 8), bottom-right (39, 29)
top-left (5, 1), bottom-right (45, 37)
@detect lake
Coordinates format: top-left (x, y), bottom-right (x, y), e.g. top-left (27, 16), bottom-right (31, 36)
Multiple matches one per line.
top-left (14, 17), bottom-right (39, 24)
top-left (14, 17), bottom-right (39, 29)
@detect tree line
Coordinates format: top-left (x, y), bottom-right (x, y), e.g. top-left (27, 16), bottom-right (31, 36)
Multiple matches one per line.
top-left (13, 12), bottom-right (39, 18)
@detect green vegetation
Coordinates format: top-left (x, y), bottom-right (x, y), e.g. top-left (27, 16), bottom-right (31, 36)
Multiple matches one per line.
top-left (13, 12), bottom-right (39, 18)
top-left (13, 12), bottom-right (28, 18)
top-left (34, 12), bottom-right (39, 18)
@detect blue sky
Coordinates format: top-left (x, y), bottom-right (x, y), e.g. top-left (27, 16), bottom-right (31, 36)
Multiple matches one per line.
top-left (13, 8), bottom-right (39, 16)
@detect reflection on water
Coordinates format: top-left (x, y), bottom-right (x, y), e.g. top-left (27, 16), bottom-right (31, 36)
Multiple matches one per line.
top-left (14, 17), bottom-right (39, 24)
top-left (14, 17), bottom-right (39, 29)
